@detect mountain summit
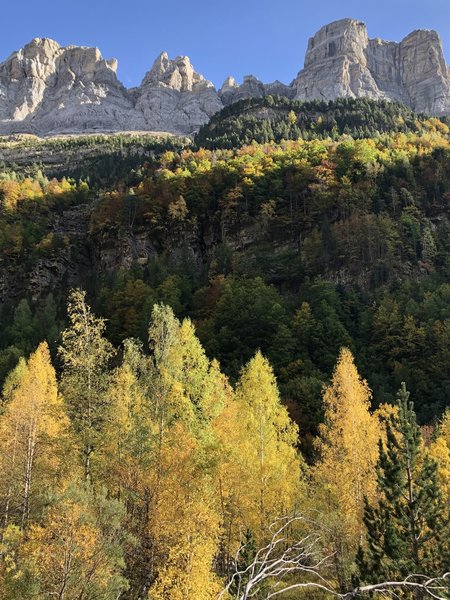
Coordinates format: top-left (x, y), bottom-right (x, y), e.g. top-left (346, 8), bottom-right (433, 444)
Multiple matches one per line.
top-left (293, 18), bottom-right (450, 115)
top-left (1, 19), bottom-right (449, 136)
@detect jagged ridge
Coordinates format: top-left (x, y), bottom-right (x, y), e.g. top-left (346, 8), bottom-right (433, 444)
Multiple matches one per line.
top-left (1, 18), bottom-right (450, 136)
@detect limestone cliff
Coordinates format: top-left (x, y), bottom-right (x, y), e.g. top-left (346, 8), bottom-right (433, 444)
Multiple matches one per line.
top-left (0, 38), bottom-right (145, 134)
top-left (293, 18), bottom-right (450, 115)
top-left (134, 52), bottom-right (223, 134)
top-left (1, 20), bottom-right (450, 136)
top-left (218, 75), bottom-right (295, 106)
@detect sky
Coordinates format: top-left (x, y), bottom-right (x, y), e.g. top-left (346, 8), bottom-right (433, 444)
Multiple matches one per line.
top-left (1, 0), bottom-right (450, 89)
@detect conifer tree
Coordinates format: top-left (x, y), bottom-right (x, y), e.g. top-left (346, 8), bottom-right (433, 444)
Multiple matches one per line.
top-left (2, 485), bottom-right (128, 600)
top-left (358, 383), bottom-right (450, 584)
top-left (97, 341), bottom-right (156, 598)
top-left (216, 351), bottom-right (302, 552)
top-left (429, 409), bottom-right (450, 501)
top-left (146, 306), bottom-right (223, 598)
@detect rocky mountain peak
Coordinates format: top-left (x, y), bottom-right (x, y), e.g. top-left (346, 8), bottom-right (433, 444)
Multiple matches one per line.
top-left (1, 19), bottom-right (450, 136)
top-left (0, 39), bottom-right (142, 133)
top-left (134, 52), bottom-right (222, 134)
top-left (294, 18), bottom-right (450, 115)
top-left (218, 73), bottom-right (295, 106)
top-left (304, 18), bottom-right (369, 67)
top-left (141, 52), bottom-right (213, 92)
top-left (220, 76), bottom-right (238, 90)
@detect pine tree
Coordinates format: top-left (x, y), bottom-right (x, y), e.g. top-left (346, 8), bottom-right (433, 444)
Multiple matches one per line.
top-left (6, 299), bottom-right (36, 356)
top-left (358, 383), bottom-right (450, 585)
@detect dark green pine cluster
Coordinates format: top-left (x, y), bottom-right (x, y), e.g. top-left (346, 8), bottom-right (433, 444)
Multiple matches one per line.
top-left (195, 96), bottom-right (442, 149)
top-left (358, 383), bottom-right (450, 591)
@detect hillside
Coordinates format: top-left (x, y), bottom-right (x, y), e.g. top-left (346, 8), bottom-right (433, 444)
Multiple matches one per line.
top-left (195, 96), bottom-right (446, 148)
top-left (0, 133), bottom-right (188, 187)
top-left (2, 119), bottom-right (450, 434)
top-left (1, 84), bottom-right (450, 599)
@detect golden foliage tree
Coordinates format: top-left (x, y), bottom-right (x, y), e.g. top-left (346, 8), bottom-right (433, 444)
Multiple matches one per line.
top-left (429, 409), bottom-right (450, 501)
top-left (313, 347), bottom-right (380, 589)
top-left (215, 351), bottom-right (303, 555)
top-left (0, 342), bottom-right (70, 531)
top-left (59, 289), bottom-right (114, 482)
top-left (3, 485), bottom-right (128, 600)
top-left (149, 424), bottom-right (221, 600)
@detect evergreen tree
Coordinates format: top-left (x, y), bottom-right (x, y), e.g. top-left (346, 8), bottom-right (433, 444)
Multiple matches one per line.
top-left (358, 383), bottom-right (450, 585)
top-left (6, 299), bottom-right (36, 356)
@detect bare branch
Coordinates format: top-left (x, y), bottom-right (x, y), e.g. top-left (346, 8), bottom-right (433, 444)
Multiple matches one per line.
top-left (219, 514), bottom-right (450, 600)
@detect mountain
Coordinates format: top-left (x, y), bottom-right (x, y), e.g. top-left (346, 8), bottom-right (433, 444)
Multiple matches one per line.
top-left (0, 38), bottom-right (145, 134)
top-left (293, 19), bottom-right (450, 115)
top-left (133, 52), bottom-right (223, 133)
top-left (0, 39), bottom-right (220, 136)
top-left (1, 19), bottom-right (450, 136)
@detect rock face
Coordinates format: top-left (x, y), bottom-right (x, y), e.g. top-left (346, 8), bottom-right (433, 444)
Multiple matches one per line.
top-left (0, 40), bottom-right (220, 136)
top-left (1, 20), bottom-right (450, 136)
top-left (134, 52), bottom-right (223, 134)
top-left (0, 38), bottom-right (145, 134)
top-left (293, 18), bottom-right (450, 115)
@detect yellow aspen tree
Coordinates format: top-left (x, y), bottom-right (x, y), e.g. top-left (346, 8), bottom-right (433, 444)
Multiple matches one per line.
top-left (149, 423), bottom-right (221, 600)
top-left (216, 351), bottom-right (302, 550)
top-left (313, 347), bottom-right (380, 590)
top-left (0, 342), bottom-right (70, 531)
top-left (428, 410), bottom-right (450, 500)
top-left (21, 485), bottom-right (128, 600)
top-left (59, 289), bottom-right (114, 482)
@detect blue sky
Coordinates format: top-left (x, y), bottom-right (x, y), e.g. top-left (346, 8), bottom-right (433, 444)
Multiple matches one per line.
top-left (2, 0), bottom-right (450, 89)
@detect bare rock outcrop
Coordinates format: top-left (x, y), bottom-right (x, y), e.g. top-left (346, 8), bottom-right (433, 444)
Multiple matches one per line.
top-left (0, 38), bottom-right (145, 134)
top-left (134, 52), bottom-right (223, 134)
top-left (293, 18), bottom-right (450, 115)
top-left (219, 74), bottom-right (295, 106)
top-left (1, 20), bottom-right (450, 137)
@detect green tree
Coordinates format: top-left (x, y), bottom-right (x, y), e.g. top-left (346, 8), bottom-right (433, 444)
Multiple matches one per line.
top-left (6, 299), bottom-right (36, 356)
top-left (358, 383), bottom-right (450, 585)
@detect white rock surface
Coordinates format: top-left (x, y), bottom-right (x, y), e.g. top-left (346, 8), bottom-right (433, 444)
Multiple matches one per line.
top-left (0, 38), bottom-right (146, 134)
top-left (134, 52), bottom-right (223, 134)
top-left (1, 20), bottom-right (450, 137)
top-left (293, 18), bottom-right (450, 115)
top-left (219, 74), bottom-right (295, 106)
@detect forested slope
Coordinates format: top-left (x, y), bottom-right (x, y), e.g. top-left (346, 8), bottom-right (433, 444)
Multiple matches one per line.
top-left (195, 96), bottom-right (450, 148)
top-left (2, 121), bottom-right (450, 428)
top-left (1, 100), bottom-right (450, 598)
